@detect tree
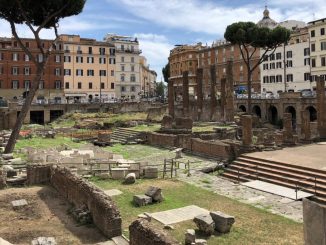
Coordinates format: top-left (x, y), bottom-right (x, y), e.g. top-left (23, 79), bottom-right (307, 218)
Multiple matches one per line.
top-left (1, 0), bottom-right (86, 153)
top-left (162, 63), bottom-right (170, 83)
top-left (155, 81), bottom-right (166, 98)
top-left (224, 22), bottom-right (290, 112)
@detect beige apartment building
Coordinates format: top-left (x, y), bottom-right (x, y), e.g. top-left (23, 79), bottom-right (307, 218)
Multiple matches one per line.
top-left (139, 56), bottom-right (157, 98)
top-left (308, 18), bottom-right (326, 79)
top-left (60, 35), bottom-right (116, 103)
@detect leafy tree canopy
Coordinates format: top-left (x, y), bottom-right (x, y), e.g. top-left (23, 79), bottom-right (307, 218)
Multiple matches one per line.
top-left (224, 22), bottom-right (291, 49)
top-left (162, 63), bottom-right (170, 84)
top-left (0, 0), bottom-right (86, 28)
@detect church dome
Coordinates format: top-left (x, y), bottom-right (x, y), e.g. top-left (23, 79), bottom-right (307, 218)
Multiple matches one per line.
top-left (257, 6), bottom-right (278, 29)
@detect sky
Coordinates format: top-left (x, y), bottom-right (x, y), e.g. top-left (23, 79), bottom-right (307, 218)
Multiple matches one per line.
top-left (0, 0), bottom-right (325, 80)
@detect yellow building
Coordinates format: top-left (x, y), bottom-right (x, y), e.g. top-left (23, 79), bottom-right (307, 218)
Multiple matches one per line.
top-left (308, 18), bottom-right (326, 79)
top-left (59, 35), bottom-right (116, 103)
top-left (139, 56), bottom-right (157, 98)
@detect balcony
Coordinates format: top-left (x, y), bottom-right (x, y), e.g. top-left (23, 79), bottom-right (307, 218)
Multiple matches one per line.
top-left (115, 48), bottom-right (142, 54)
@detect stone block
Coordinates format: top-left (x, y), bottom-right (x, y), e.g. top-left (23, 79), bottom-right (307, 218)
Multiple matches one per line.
top-left (185, 229), bottom-right (196, 245)
top-left (145, 186), bottom-right (163, 202)
top-left (11, 199), bottom-right (28, 209)
top-left (2, 153), bottom-right (13, 160)
top-left (143, 167), bottom-right (158, 179)
top-left (210, 211), bottom-right (235, 233)
top-left (195, 239), bottom-right (207, 245)
top-left (123, 173), bottom-right (136, 184)
top-left (111, 168), bottom-right (128, 180)
top-left (193, 214), bottom-right (215, 235)
top-left (31, 237), bottom-right (57, 245)
top-left (161, 115), bottom-right (173, 129)
top-left (133, 194), bottom-right (152, 207)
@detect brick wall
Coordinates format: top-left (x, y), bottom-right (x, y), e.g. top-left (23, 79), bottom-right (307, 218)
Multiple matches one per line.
top-left (129, 219), bottom-right (179, 245)
top-left (147, 132), bottom-right (177, 147)
top-left (26, 164), bottom-right (51, 185)
top-left (191, 138), bottom-right (231, 159)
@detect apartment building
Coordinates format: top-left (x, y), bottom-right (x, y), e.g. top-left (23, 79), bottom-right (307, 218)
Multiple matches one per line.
top-left (139, 56), bottom-right (157, 98)
top-left (59, 35), bottom-right (116, 103)
top-left (0, 37), bottom-right (64, 101)
top-left (260, 28), bottom-right (313, 94)
top-left (308, 18), bottom-right (326, 79)
top-left (104, 34), bottom-right (142, 100)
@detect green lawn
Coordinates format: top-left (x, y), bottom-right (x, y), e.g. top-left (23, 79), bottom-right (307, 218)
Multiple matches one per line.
top-left (92, 178), bottom-right (303, 245)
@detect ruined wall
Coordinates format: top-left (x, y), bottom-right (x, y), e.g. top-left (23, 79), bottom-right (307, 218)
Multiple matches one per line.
top-left (303, 199), bottom-right (326, 245)
top-left (26, 164), bottom-right (52, 185)
top-left (191, 138), bottom-right (231, 159)
top-left (147, 105), bottom-right (168, 122)
top-left (147, 133), bottom-right (177, 147)
top-left (50, 166), bottom-right (122, 238)
top-left (129, 219), bottom-right (179, 245)
top-left (0, 168), bottom-right (6, 189)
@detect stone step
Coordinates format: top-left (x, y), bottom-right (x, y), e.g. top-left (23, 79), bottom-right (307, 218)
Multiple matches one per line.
top-left (111, 236), bottom-right (129, 245)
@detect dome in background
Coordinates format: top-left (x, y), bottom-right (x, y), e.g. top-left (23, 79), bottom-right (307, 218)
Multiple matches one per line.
top-left (257, 6), bottom-right (278, 29)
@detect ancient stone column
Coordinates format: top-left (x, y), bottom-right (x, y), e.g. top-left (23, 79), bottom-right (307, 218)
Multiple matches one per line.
top-left (225, 60), bottom-right (234, 122)
top-left (220, 78), bottom-right (226, 121)
top-left (283, 113), bottom-right (295, 145)
top-left (316, 76), bottom-right (326, 139)
top-left (196, 68), bottom-right (204, 118)
top-left (241, 115), bottom-right (252, 146)
top-left (210, 65), bottom-right (217, 120)
top-left (168, 80), bottom-right (174, 118)
top-left (301, 110), bottom-right (311, 142)
top-left (182, 71), bottom-right (189, 117)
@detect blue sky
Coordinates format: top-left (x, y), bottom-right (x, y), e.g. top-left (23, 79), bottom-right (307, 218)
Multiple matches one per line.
top-left (0, 0), bottom-right (325, 80)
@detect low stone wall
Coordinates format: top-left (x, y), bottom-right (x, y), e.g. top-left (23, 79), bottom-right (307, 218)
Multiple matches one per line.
top-left (0, 168), bottom-right (6, 189)
top-left (303, 198), bottom-right (326, 245)
top-left (129, 219), bottom-right (179, 245)
top-left (191, 138), bottom-right (231, 159)
top-left (147, 132), bottom-right (177, 147)
top-left (26, 164), bottom-right (51, 185)
top-left (147, 105), bottom-right (168, 121)
top-left (27, 164), bottom-right (122, 238)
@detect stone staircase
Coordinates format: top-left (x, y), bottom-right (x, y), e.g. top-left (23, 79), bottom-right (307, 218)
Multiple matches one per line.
top-left (222, 155), bottom-right (326, 203)
top-left (98, 236), bottom-right (129, 245)
top-left (110, 128), bottom-right (142, 144)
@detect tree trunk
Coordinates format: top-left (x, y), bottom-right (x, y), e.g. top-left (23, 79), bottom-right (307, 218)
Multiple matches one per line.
top-left (4, 65), bottom-right (43, 153)
top-left (247, 66), bottom-right (252, 115)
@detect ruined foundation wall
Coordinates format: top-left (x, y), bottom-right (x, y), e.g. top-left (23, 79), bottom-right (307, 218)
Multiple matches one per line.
top-left (50, 166), bottom-right (122, 238)
top-left (147, 132), bottom-right (177, 147)
top-left (26, 164), bottom-right (51, 185)
top-left (129, 219), bottom-right (179, 245)
top-left (191, 138), bottom-right (231, 159)
top-left (303, 199), bottom-right (326, 245)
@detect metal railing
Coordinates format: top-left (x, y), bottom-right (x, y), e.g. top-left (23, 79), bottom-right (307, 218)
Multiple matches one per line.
top-left (295, 176), bottom-right (317, 200)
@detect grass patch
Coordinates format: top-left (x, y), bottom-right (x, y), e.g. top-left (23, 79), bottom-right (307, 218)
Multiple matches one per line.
top-left (92, 178), bottom-right (303, 245)
top-left (130, 124), bottom-right (161, 132)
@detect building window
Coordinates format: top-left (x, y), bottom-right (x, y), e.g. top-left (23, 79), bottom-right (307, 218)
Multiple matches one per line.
top-left (321, 28), bottom-right (325, 36)
top-left (270, 63), bottom-right (275, 69)
top-left (77, 46), bottom-right (82, 54)
top-left (78, 82), bottom-right (82, 89)
top-left (110, 48), bottom-right (115, 55)
top-left (76, 56), bottom-right (83, 63)
top-left (270, 76), bottom-right (275, 83)
top-left (55, 68), bottom-right (61, 76)
top-left (304, 48), bottom-right (310, 56)
top-left (131, 65), bottom-right (135, 72)
top-left (276, 75), bottom-right (282, 83)
top-left (312, 58), bottom-right (316, 67)
top-left (12, 67), bottom-right (18, 75)
top-left (121, 74), bottom-right (125, 82)
top-left (76, 69), bottom-right (83, 76)
top-left (304, 73), bottom-right (311, 81)
top-left (101, 83), bottom-right (105, 89)
top-left (64, 69), bottom-right (71, 76)
top-left (64, 56), bottom-right (71, 63)
top-left (88, 47), bottom-right (93, 54)
top-left (87, 69), bottom-right (94, 76)
top-left (121, 45), bottom-right (124, 51)
top-left (87, 57), bottom-right (94, 63)
top-left (24, 67), bottom-right (31, 75)
top-left (121, 56), bottom-right (125, 62)
top-left (131, 86), bottom-right (135, 92)
top-left (99, 47), bottom-right (105, 55)
top-left (89, 82), bottom-right (93, 89)
top-left (304, 58), bottom-right (310, 66)
top-left (121, 86), bottom-right (126, 92)
top-left (55, 55), bottom-right (61, 63)
top-left (269, 54), bottom-right (275, 60)
top-left (0, 66), bottom-right (3, 75)
top-left (121, 65), bottom-right (125, 72)
top-left (65, 82), bottom-right (69, 89)
top-left (286, 51), bottom-right (292, 58)
top-left (39, 80), bottom-right (44, 89)
top-left (263, 64), bottom-right (268, 70)
top-left (24, 80), bottom-right (30, 90)
top-left (276, 62), bottom-right (282, 69)
top-left (130, 75), bottom-right (136, 82)
top-left (99, 57), bottom-right (106, 64)
top-left (55, 81), bottom-right (61, 89)
top-left (64, 45), bottom-right (70, 52)
top-left (311, 43), bottom-right (316, 52)
top-left (131, 57), bottom-right (135, 63)
top-left (287, 60), bottom-right (293, 67)
top-left (311, 30), bottom-right (315, 37)
top-left (111, 70), bottom-right (114, 76)
top-left (38, 54), bottom-right (43, 62)
top-left (109, 58), bottom-right (116, 64)
top-left (111, 83), bottom-right (115, 89)
top-left (0, 53), bottom-right (4, 60)
top-left (263, 76), bottom-right (269, 83)
top-left (99, 70), bottom-right (106, 76)
top-left (287, 74), bottom-right (293, 82)
top-left (321, 57), bottom-right (326, 67)
top-left (25, 54), bottom-right (30, 62)
top-left (12, 53), bottom-right (18, 61)
top-left (321, 42), bottom-right (326, 51)
top-left (276, 53), bottom-right (282, 60)
top-left (12, 80), bottom-right (19, 89)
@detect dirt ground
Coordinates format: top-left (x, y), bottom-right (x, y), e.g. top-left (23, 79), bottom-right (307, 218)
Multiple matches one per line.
top-left (0, 186), bottom-right (107, 245)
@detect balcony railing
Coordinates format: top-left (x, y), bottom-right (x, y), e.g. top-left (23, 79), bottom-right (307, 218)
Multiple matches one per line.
top-left (115, 48), bottom-right (142, 54)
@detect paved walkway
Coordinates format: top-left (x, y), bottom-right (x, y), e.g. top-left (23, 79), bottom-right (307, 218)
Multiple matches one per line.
top-left (178, 171), bottom-right (304, 222)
